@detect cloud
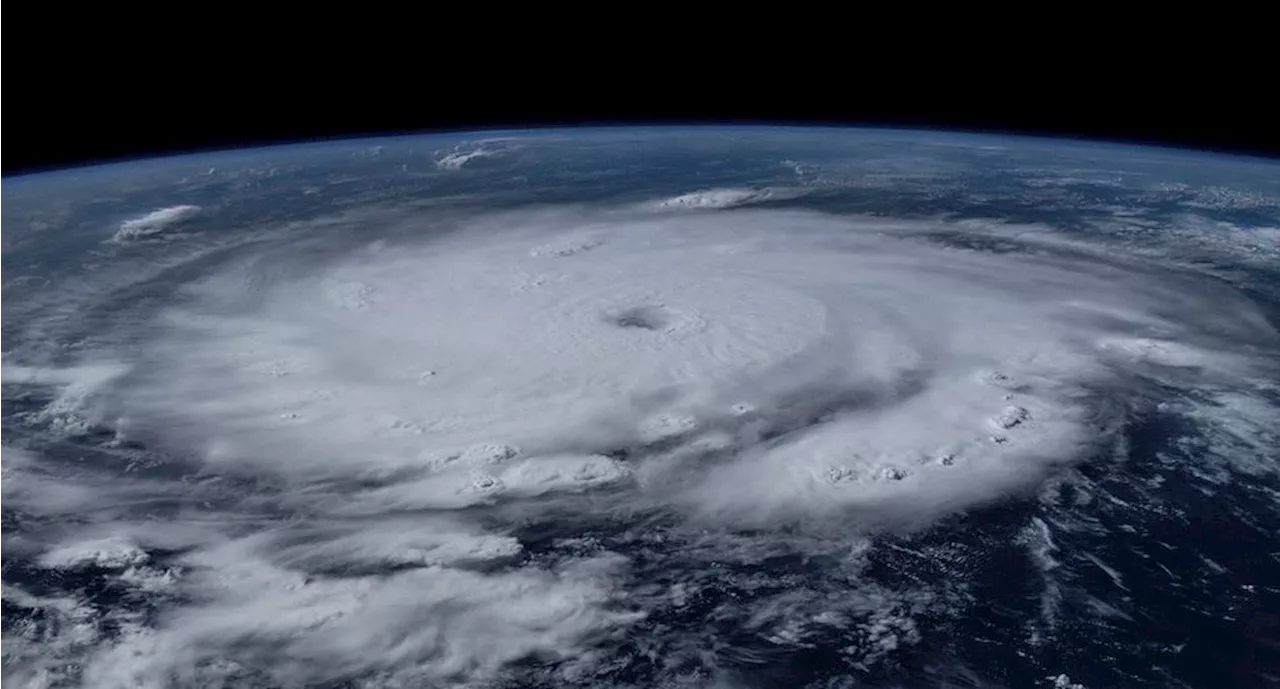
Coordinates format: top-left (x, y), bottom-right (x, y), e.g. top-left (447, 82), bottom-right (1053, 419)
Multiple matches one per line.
top-left (110, 205), bottom-right (200, 242)
top-left (649, 187), bottom-right (796, 210)
top-left (5, 195), bottom-right (1278, 685)
top-left (75, 208), bottom-right (1274, 522)
top-left (82, 545), bottom-right (640, 688)
top-left (1, 363), bottom-right (129, 435)
top-left (257, 516), bottom-right (524, 572)
top-left (435, 149), bottom-right (498, 170)
top-left (434, 140), bottom-right (522, 170)
top-left (38, 536), bottom-right (151, 569)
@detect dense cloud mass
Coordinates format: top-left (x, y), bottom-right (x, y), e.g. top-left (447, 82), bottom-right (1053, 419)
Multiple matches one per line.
top-left (4, 166), bottom-right (1279, 688)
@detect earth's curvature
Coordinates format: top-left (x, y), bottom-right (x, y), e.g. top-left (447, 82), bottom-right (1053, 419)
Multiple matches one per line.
top-left (3, 127), bottom-right (1279, 689)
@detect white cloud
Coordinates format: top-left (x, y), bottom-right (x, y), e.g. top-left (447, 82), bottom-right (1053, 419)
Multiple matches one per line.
top-left (39, 536), bottom-right (150, 569)
top-left (110, 205), bottom-right (200, 242)
top-left (435, 148), bottom-right (498, 170)
top-left (259, 516), bottom-right (524, 572)
top-left (2, 363), bottom-right (129, 435)
top-left (434, 140), bottom-right (522, 170)
top-left (647, 186), bottom-right (805, 210)
top-left (72, 208), bottom-right (1271, 529)
top-left (81, 545), bottom-right (640, 688)
top-left (6, 194), bottom-right (1279, 685)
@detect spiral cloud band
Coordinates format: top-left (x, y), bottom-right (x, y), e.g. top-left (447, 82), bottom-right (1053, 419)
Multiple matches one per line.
top-left (103, 206), bottom-right (1266, 520)
top-left (5, 190), bottom-right (1277, 687)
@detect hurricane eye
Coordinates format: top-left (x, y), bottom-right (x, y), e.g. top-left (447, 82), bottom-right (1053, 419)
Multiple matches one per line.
top-left (608, 305), bottom-right (672, 331)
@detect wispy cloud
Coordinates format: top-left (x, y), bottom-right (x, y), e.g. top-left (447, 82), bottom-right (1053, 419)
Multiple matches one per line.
top-left (110, 205), bottom-right (200, 242)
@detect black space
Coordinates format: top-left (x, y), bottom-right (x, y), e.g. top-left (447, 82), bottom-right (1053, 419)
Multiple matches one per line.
top-left (6, 27), bottom-right (1277, 175)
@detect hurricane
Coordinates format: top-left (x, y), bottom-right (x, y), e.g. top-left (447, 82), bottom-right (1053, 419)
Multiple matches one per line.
top-left (4, 128), bottom-right (1279, 689)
